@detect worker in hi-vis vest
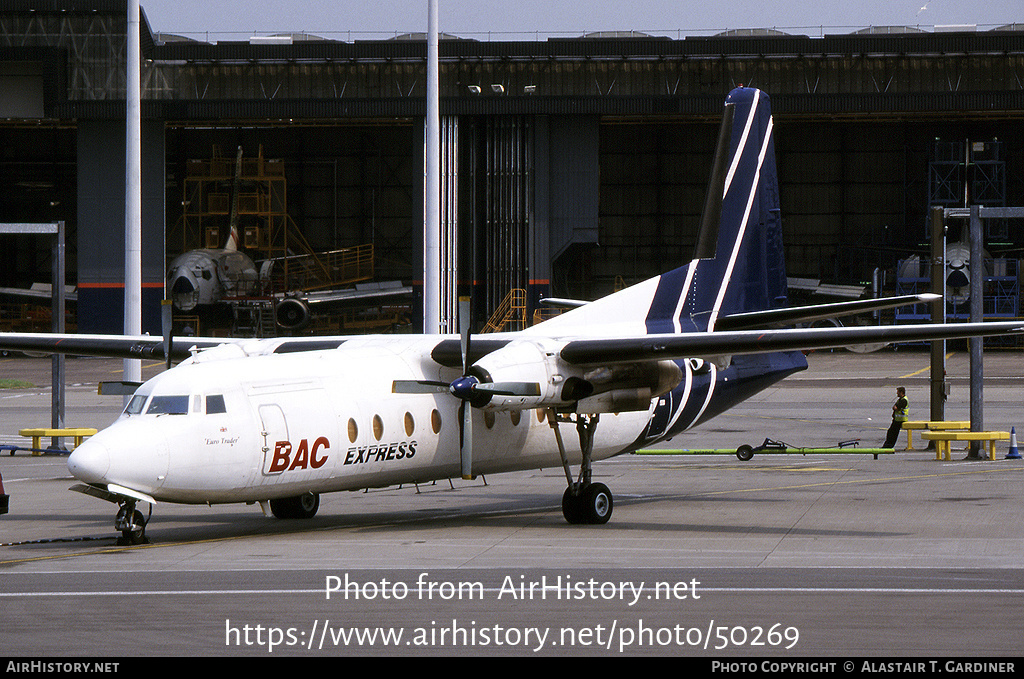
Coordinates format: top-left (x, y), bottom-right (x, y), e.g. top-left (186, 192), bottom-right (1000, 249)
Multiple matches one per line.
top-left (883, 386), bottom-right (909, 448)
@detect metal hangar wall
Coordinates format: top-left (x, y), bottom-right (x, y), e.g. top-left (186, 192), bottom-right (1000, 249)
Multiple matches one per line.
top-left (1, 2), bottom-right (1022, 334)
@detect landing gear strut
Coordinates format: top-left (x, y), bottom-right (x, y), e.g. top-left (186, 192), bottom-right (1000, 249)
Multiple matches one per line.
top-left (548, 409), bottom-right (613, 524)
top-left (114, 499), bottom-right (150, 546)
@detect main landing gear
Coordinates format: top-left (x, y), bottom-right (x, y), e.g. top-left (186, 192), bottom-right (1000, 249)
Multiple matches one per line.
top-left (547, 409), bottom-right (613, 525)
top-left (269, 492), bottom-right (320, 519)
top-left (114, 499), bottom-right (150, 546)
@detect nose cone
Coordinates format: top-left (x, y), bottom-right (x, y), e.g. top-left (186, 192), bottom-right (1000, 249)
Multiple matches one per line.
top-left (67, 439), bottom-right (110, 485)
top-left (168, 267), bottom-right (200, 311)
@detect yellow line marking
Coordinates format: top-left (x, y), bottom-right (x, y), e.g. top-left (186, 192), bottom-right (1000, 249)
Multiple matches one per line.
top-left (108, 361), bottom-right (165, 375)
top-left (898, 352), bottom-right (953, 380)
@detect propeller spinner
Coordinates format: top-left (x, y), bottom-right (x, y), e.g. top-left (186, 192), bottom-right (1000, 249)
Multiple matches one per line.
top-left (392, 297), bottom-right (539, 479)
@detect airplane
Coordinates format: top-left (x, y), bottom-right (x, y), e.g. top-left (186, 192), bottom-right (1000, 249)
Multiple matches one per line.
top-left (167, 145), bottom-right (263, 317)
top-left (167, 146), bottom-right (411, 334)
top-left (167, 226), bottom-right (411, 333)
top-left (1, 87), bottom-right (1021, 546)
top-left (165, 229), bottom-right (261, 314)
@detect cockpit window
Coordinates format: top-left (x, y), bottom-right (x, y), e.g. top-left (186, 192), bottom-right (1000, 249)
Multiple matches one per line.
top-left (146, 395), bottom-right (190, 415)
top-left (125, 394), bottom-right (148, 415)
top-left (206, 395), bottom-right (227, 414)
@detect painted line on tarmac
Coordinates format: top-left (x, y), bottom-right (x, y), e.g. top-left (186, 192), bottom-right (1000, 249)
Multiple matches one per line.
top-left (3, 584), bottom-right (1024, 598)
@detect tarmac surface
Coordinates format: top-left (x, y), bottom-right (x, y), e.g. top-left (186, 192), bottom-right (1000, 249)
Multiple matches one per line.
top-left (1, 347), bottom-right (1023, 657)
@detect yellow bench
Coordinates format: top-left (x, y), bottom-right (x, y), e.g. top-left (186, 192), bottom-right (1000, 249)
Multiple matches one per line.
top-left (19, 428), bottom-right (98, 455)
top-left (901, 421), bottom-right (970, 450)
top-left (920, 430), bottom-right (1010, 461)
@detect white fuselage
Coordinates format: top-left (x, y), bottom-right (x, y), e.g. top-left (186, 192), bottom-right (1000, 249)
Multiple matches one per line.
top-left (67, 336), bottom-right (657, 505)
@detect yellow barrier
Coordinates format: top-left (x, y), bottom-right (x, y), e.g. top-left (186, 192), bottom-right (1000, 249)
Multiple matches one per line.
top-left (19, 428), bottom-right (98, 455)
top-left (901, 421), bottom-right (970, 450)
top-left (920, 430), bottom-right (1010, 461)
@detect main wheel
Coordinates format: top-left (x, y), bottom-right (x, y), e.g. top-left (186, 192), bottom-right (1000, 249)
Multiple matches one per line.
top-left (270, 492), bottom-right (320, 519)
top-left (562, 486), bottom-right (585, 524)
top-left (562, 483), bottom-right (613, 524)
top-left (581, 483), bottom-right (613, 524)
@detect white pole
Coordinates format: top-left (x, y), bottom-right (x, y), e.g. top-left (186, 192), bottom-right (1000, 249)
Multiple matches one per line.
top-left (124, 0), bottom-right (142, 385)
top-left (423, 0), bottom-right (441, 334)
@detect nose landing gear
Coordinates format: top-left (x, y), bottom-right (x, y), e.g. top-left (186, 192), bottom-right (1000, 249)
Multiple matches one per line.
top-left (114, 499), bottom-right (150, 546)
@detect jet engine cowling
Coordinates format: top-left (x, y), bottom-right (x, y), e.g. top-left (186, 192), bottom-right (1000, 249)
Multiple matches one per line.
top-left (275, 296), bottom-right (312, 331)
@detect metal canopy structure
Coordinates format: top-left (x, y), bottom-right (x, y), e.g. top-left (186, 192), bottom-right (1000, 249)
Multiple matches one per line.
top-left (1, 3), bottom-right (1024, 333)
top-left (0, 222), bottom-right (67, 448)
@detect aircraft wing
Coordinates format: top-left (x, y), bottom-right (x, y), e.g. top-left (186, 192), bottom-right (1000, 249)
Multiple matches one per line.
top-left (0, 332), bottom-right (346, 361)
top-left (0, 285), bottom-right (77, 303)
top-left (296, 281), bottom-right (412, 306)
top-left (273, 280), bottom-right (412, 331)
top-left (557, 320), bottom-right (1024, 366)
top-left (2, 318), bottom-right (1020, 369)
top-left (0, 333), bottom-right (224, 360)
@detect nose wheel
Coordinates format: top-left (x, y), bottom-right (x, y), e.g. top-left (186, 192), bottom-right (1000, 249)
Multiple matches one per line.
top-left (114, 499), bottom-right (150, 546)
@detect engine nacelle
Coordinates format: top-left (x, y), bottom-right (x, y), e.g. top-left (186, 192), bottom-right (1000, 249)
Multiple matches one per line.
top-left (275, 296), bottom-right (311, 331)
top-left (469, 339), bottom-right (563, 411)
top-left (469, 339), bottom-right (683, 413)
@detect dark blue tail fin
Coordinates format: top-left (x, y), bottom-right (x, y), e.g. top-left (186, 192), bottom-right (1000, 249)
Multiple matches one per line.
top-left (645, 87), bottom-right (787, 333)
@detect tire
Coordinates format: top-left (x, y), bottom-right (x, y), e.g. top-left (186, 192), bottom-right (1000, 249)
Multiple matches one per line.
top-left (117, 509), bottom-right (147, 545)
top-left (562, 486), bottom-right (585, 524)
top-left (736, 444), bottom-right (754, 461)
top-left (582, 483), bottom-right (613, 524)
top-left (270, 492), bottom-right (320, 519)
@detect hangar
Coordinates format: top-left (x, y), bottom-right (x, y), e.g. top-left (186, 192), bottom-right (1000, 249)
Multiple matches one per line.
top-left (1, 2), bottom-right (1022, 335)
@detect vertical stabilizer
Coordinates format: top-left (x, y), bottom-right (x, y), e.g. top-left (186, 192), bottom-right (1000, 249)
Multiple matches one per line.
top-left (646, 87), bottom-right (786, 333)
top-left (529, 87), bottom-right (786, 339)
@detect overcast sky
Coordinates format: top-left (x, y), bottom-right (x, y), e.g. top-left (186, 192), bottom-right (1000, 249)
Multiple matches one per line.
top-left (141, 0), bottom-right (1021, 40)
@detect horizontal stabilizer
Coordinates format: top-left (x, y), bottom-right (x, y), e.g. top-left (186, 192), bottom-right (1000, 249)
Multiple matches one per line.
top-left (559, 320), bottom-right (1024, 366)
top-left (715, 294), bottom-right (940, 331)
top-left (539, 297), bottom-right (588, 309)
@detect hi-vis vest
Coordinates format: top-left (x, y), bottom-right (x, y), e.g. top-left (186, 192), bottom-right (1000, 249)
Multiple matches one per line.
top-left (894, 398), bottom-right (909, 422)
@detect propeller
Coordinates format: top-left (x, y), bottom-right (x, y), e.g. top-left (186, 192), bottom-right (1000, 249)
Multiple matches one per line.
top-left (392, 296), bottom-right (540, 479)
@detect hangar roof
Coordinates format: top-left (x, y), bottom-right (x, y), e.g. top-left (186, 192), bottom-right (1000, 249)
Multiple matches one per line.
top-left (2, 1), bottom-right (1023, 121)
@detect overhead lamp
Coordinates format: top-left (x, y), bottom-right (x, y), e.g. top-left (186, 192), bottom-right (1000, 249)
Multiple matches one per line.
top-left (491, 84), bottom-right (504, 94)
top-left (467, 85), bottom-right (481, 94)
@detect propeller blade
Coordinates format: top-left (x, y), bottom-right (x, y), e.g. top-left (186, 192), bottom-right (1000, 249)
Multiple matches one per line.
top-left (392, 380), bottom-right (448, 393)
top-left (460, 399), bottom-right (473, 479)
top-left (474, 381), bottom-right (542, 396)
top-left (458, 296), bottom-right (472, 375)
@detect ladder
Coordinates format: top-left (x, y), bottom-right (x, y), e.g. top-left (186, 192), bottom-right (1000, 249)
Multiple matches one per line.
top-left (482, 289), bottom-right (527, 333)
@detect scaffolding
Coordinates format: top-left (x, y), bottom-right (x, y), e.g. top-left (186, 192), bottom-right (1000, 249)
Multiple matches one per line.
top-left (171, 146), bottom-right (374, 294)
